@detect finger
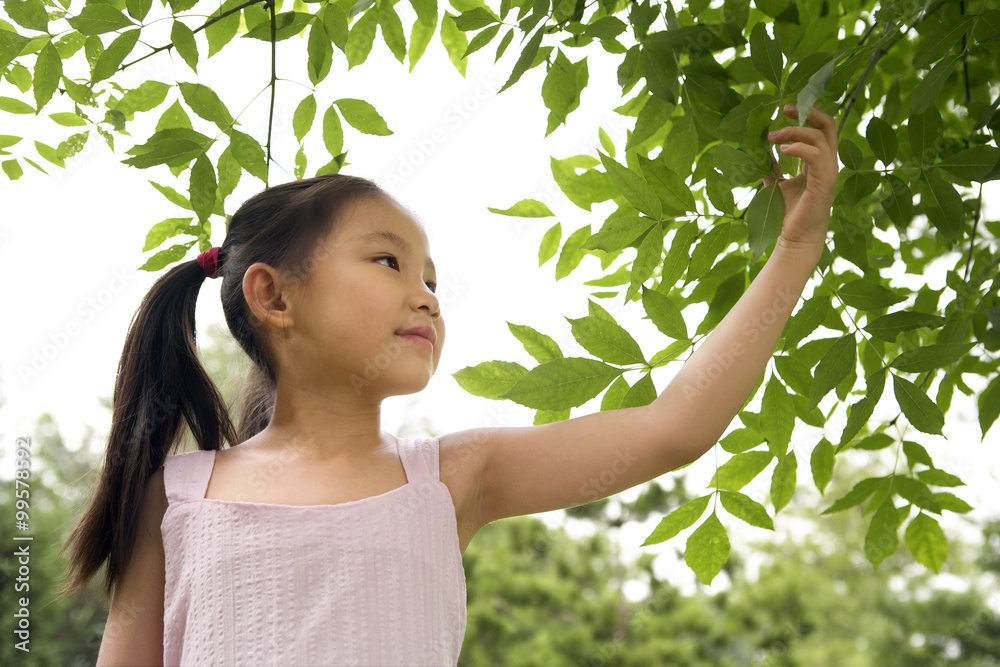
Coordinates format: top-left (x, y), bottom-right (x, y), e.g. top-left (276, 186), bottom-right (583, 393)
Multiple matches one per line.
top-left (776, 143), bottom-right (833, 181)
top-left (769, 125), bottom-right (828, 151)
top-left (782, 103), bottom-right (837, 152)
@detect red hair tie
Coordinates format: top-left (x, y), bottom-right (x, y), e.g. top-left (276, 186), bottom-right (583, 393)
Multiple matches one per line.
top-left (197, 247), bottom-right (221, 279)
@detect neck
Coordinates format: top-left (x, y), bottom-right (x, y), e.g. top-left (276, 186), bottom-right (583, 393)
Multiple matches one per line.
top-left (252, 377), bottom-right (393, 463)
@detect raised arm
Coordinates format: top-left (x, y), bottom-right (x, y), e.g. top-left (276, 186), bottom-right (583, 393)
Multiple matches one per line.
top-left (443, 104), bottom-right (839, 529)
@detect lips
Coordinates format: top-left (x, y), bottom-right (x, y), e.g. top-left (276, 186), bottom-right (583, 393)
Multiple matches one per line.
top-left (396, 325), bottom-right (436, 346)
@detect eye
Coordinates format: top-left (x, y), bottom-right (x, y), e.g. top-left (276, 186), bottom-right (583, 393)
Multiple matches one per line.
top-left (377, 255), bottom-right (437, 293)
top-left (374, 255), bottom-right (399, 270)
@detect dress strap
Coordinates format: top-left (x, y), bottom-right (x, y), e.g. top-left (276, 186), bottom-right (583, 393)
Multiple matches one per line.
top-left (397, 436), bottom-right (441, 483)
top-left (162, 449), bottom-right (216, 505)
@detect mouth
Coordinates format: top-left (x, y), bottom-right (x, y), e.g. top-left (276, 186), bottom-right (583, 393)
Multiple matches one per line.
top-left (396, 325), bottom-right (435, 348)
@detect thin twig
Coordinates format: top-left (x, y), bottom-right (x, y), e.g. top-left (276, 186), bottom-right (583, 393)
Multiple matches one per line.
top-left (265, 0), bottom-right (276, 188)
top-left (119, 0), bottom-right (266, 72)
top-left (963, 183), bottom-right (984, 281)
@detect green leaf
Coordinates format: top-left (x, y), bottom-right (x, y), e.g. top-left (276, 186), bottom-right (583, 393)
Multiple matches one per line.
top-left (138, 241), bottom-right (196, 271)
top-left (91, 29), bottom-right (139, 83)
top-left (122, 129), bottom-right (210, 169)
top-left (795, 56), bottom-right (834, 125)
top-left (243, 11), bottom-right (313, 41)
top-left (893, 374), bottom-right (945, 436)
top-left (719, 428), bottom-right (764, 455)
top-left (911, 54), bottom-right (959, 115)
top-left (333, 98), bottom-right (392, 135)
top-left (33, 42), bottom-right (61, 112)
top-left (620, 371), bottom-right (657, 408)
top-left (641, 494), bottom-right (711, 545)
top-left (307, 20), bottom-right (333, 84)
top-left (637, 154), bottom-right (697, 213)
top-left (452, 7), bottom-right (498, 31)
top-left (600, 375), bottom-right (630, 411)
top-left (567, 307), bottom-right (645, 365)
top-left (171, 20), bottom-right (199, 73)
top-left (0, 31), bottom-right (31, 73)
top-left (555, 224), bottom-right (591, 280)
top-left (749, 22), bottom-right (783, 89)
top-left (895, 476), bottom-right (941, 514)
top-left (747, 182), bottom-right (786, 261)
top-left (126, 0), bottom-right (152, 21)
top-left (112, 81), bottom-right (171, 118)
top-left (377, 2), bottom-right (406, 63)
top-left (599, 151), bottom-right (661, 219)
top-left (720, 490), bottom-right (774, 529)
top-left (293, 94), bottom-right (316, 144)
top-left (452, 360), bottom-right (528, 399)
top-left (541, 49), bottom-right (589, 135)
top-left (840, 368), bottom-right (887, 448)
top-left (864, 497), bottom-right (901, 570)
top-left (908, 107), bottom-right (943, 167)
top-left (406, 9), bottom-right (438, 72)
top-left (641, 287), bottom-right (687, 339)
top-left (838, 279), bottom-right (906, 311)
top-left (712, 144), bottom-right (769, 186)
top-left (685, 512), bottom-right (730, 585)
top-left (583, 216), bottom-right (652, 253)
top-left (501, 357), bottom-right (622, 410)
top-left (322, 106), bottom-right (344, 157)
top-left (916, 468), bottom-right (964, 488)
top-left (142, 216), bottom-right (195, 252)
top-left (760, 376), bottom-right (794, 457)
top-left (889, 343), bottom-right (975, 373)
top-left (934, 492), bottom-right (973, 514)
top-left (912, 15), bottom-right (974, 69)
top-left (980, 375), bottom-right (1000, 440)
top-left (810, 437), bottom-right (834, 494)
top-left (865, 116), bottom-right (897, 164)
top-left (689, 223), bottom-right (733, 281)
top-left (497, 25), bottom-right (544, 93)
top-left (808, 334), bottom-right (856, 411)
top-left (862, 311), bottom-right (948, 342)
top-left (2, 158), bottom-right (24, 180)
top-left (538, 221), bottom-right (561, 266)
top-left (488, 199), bottom-right (555, 217)
top-left (462, 23), bottom-right (500, 59)
top-left (821, 476), bottom-right (883, 514)
top-left (934, 146), bottom-right (1000, 182)
top-left (67, 4), bottom-right (134, 35)
top-left (228, 129), bottom-right (267, 182)
top-left (507, 322), bottom-right (563, 364)
top-left (921, 171), bottom-right (963, 242)
top-left (626, 222), bottom-right (664, 301)
top-left (881, 175), bottom-right (913, 228)
top-left (905, 513), bottom-right (948, 572)
top-left (6, 0), bottom-right (48, 31)
top-left (439, 11), bottom-right (469, 76)
top-left (710, 450), bottom-right (773, 492)
top-left (179, 82), bottom-right (234, 131)
top-left (205, 0), bottom-right (241, 57)
top-left (189, 153), bottom-right (216, 223)
top-left (346, 8), bottom-right (378, 70)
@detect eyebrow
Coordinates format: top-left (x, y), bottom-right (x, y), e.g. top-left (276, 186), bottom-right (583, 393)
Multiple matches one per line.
top-left (357, 230), bottom-right (436, 273)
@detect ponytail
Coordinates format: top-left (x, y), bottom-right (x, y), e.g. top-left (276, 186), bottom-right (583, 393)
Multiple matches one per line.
top-left (58, 173), bottom-right (391, 602)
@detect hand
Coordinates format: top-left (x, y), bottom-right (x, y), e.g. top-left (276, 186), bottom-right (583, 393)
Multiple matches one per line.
top-left (765, 104), bottom-right (840, 254)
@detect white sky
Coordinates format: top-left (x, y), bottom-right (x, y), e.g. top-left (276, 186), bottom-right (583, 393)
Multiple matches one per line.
top-left (1, 3), bottom-right (997, 599)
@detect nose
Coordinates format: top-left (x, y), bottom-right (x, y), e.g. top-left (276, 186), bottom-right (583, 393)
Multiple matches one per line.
top-left (413, 280), bottom-right (440, 317)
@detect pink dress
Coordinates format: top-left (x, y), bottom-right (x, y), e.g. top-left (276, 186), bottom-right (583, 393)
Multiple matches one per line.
top-left (160, 436), bottom-right (467, 666)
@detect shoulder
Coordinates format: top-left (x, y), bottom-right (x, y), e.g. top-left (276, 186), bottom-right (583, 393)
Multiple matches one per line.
top-left (437, 430), bottom-right (492, 531)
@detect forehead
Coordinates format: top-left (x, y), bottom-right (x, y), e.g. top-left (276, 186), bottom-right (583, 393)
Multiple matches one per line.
top-left (337, 196), bottom-right (434, 267)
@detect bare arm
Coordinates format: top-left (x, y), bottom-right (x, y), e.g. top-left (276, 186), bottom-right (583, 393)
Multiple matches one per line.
top-left (96, 467), bottom-right (167, 666)
top-left (447, 104), bottom-right (839, 526)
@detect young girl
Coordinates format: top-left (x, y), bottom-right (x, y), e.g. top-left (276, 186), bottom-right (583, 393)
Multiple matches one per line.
top-left (61, 104), bottom-right (837, 666)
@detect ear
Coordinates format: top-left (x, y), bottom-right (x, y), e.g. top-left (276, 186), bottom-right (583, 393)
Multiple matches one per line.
top-left (242, 262), bottom-right (295, 329)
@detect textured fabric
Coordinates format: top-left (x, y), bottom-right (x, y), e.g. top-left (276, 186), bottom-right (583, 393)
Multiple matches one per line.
top-left (160, 436), bottom-right (467, 667)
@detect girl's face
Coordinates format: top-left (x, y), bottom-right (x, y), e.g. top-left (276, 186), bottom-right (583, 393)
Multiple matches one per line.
top-left (288, 196), bottom-right (444, 398)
